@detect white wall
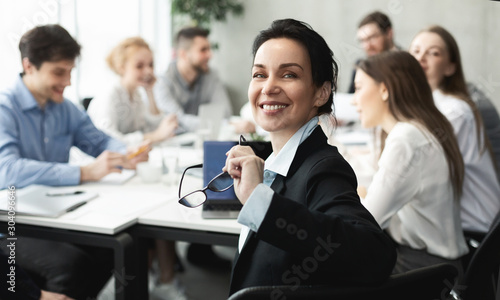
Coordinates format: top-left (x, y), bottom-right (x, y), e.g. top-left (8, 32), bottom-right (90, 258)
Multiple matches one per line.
top-left (0, 0), bottom-right (172, 104)
top-left (209, 0), bottom-right (500, 113)
top-left (1, 0), bottom-right (499, 113)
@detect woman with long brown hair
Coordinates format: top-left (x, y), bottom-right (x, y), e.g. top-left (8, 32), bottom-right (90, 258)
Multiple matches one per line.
top-left (410, 26), bottom-right (500, 234)
top-left (353, 51), bottom-right (468, 273)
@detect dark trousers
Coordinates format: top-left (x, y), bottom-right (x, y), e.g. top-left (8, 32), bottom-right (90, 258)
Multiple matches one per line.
top-left (0, 236), bottom-right (113, 299)
top-left (393, 244), bottom-right (464, 281)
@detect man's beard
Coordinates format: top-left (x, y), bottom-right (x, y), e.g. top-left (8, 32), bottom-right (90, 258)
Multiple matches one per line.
top-left (191, 60), bottom-right (209, 74)
top-left (382, 37), bottom-right (393, 52)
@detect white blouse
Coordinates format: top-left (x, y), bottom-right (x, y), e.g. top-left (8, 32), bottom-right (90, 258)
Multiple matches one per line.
top-left (433, 90), bottom-right (500, 233)
top-left (88, 83), bottom-right (162, 146)
top-left (363, 122), bottom-right (468, 259)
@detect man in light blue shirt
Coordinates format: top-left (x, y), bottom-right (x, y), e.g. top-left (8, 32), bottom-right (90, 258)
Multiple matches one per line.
top-left (0, 24), bottom-right (147, 299)
top-left (0, 33), bottom-right (147, 190)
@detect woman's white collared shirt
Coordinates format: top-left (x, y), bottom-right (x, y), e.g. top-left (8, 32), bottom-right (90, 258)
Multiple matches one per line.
top-left (433, 89), bottom-right (500, 233)
top-left (362, 122), bottom-right (468, 259)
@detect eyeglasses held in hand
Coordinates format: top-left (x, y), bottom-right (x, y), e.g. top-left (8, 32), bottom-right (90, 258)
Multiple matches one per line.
top-left (178, 135), bottom-right (247, 208)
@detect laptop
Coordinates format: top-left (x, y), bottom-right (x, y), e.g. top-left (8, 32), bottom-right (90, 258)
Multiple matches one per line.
top-left (201, 140), bottom-right (273, 219)
top-left (202, 141), bottom-right (241, 219)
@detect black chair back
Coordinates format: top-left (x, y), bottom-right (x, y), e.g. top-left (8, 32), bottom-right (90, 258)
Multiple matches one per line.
top-left (82, 97), bottom-right (93, 111)
top-left (458, 215), bottom-right (500, 300)
top-left (228, 263), bottom-right (458, 300)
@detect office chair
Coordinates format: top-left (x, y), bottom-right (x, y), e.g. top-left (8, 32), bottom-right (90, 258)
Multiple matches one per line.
top-left (461, 229), bottom-right (486, 270)
top-left (227, 263), bottom-right (458, 300)
top-left (454, 211), bottom-right (500, 300)
top-left (82, 97), bottom-right (93, 111)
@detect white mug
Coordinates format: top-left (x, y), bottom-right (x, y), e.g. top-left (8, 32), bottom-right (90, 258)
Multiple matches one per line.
top-left (136, 162), bottom-right (162, 183)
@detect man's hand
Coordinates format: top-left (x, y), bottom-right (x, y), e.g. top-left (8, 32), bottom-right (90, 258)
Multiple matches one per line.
top-left (223, 145), bottom-right (264, 204)
top-left (80, 150), bottom-right (126, 183)
top-left (123, 141), bottom-right (151, 169)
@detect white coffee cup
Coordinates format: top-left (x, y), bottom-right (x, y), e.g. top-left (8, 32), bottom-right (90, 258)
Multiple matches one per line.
top-left (136, 162), bottom-right (162, 183)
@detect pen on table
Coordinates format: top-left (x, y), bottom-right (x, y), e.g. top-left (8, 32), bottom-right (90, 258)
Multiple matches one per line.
top-left (46, 191), bottom-right (85, 197)
top-left (127, 145), bottom-right (149, 160)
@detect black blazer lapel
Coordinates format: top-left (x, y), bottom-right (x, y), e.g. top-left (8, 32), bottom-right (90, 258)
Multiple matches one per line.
top-left (230, 229), bottom-right (255, 293)
top-left (286, 126), bottom-right (328, 178)
top-left (270, 173), bottom-right (286, 194)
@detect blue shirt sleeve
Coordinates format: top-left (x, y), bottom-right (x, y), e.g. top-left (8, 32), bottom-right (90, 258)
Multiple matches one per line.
top-left (69, 104), bottom-right (125, 156)
top-left (0, 104), bottom-right (82, 188)
top-left (237, 183), bottom-right (274, 232)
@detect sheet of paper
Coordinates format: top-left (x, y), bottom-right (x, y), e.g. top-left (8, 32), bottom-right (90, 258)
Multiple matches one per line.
top-left (98, 169), bottom-right (136, 185)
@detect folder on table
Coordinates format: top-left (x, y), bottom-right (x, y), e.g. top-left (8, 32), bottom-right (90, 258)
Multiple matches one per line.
top-left (0, 185), bottom-right (97, 218)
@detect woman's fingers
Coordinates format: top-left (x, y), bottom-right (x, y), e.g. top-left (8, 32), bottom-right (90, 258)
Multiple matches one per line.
top-left (224, 145), bottom-right (255, 172)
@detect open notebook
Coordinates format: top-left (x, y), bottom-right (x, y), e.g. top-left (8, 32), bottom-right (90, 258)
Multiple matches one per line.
top-left (0, 185), bottom-right (98, 218)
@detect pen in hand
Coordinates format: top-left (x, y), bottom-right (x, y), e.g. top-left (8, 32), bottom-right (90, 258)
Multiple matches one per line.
top-left (127, 144), bottom-right (149, 160)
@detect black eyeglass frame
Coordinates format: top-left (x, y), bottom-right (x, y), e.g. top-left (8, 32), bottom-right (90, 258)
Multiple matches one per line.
top-left (177, 135), bottom-right (247, 208)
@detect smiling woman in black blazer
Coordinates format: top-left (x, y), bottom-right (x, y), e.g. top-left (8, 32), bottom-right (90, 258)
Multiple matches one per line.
top-left (224, 19), bottom-right (396, 296)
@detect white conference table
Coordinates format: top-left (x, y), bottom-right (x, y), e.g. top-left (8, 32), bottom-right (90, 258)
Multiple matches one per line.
top-left (0, 145), bottom-right (242, 300)
top-left (0, 173), bottom-right (177, 300)
top-left (0, 175), bottom-right (167, 234)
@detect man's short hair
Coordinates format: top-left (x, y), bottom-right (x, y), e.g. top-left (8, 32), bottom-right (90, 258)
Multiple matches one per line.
top-left (358, 11), bottom-right (392, 33)
top-left (19, 24), bottom-right (81, 71)
top-left (175, 27), bottom-right (210, 50)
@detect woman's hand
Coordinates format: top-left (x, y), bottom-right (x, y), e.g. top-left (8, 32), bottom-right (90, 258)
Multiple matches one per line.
top-left (141, 74), bottom-right (157, 91)
top-left (40, 290), bottom-right (74, 300)
top-left (357, 185), bottom-right (367, 199)
top-left (156, 114), bottom-right (178, 141)
top-left (224, 145), bottom-right (264, 204)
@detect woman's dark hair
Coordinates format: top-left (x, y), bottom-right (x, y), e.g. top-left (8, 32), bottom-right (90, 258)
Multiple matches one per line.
top-left (357, 51), bottom-right (464, 200)
top-left (19, 24), bottom-right (81, 72)
top-left (252, 19), bottom-right (338, 116)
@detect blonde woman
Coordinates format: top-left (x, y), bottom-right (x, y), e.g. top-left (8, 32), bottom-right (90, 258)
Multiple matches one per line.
top-left (89, 37), bottom-right (185, 300)
top-left (88, 37), bottom-right (177, 146)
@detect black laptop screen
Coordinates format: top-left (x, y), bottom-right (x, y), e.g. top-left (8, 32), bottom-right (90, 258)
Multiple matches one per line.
top-left (203, 141), bottom-right (238, 201)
